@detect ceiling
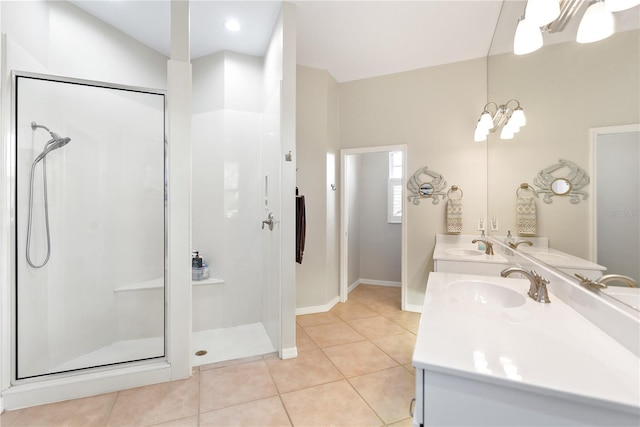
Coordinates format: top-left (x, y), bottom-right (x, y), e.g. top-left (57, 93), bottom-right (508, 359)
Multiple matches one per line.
top-left (69, 0), bottom-right (639, 83)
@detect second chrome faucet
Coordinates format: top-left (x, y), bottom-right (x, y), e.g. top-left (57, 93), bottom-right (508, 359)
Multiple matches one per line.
top-left (471, 239), bottom-right (494, 255)
top-left (501, 267), bottom-right (551, 303)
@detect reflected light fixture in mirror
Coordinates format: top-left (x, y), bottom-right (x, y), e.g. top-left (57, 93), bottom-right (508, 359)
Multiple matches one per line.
top-left (577, 0), bottom-right (615, 43)
top-left (605, 0), bottom-right (640, 11)
top-left (474, 100), bottom-right (526, 142)
top-left (525, 0), bottom-right (561, 26)
top-left (513, 0), bottom-right (637, 54)
top-left (514, 15), bottom-right (544, 54)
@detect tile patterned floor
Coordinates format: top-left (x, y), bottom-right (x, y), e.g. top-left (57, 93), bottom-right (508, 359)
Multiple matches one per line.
top-left (1, 285), bottom-right (419, 427)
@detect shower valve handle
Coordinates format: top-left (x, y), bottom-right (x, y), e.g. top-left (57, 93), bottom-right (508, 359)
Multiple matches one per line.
top-left (262, 213), bottom-right (274, 231)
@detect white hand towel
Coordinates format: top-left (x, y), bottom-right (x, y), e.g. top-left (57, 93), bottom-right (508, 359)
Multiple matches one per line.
top-left (446, 199), bottom-right (462, 233)
top-left (517, 195), bottom-right (537, 236)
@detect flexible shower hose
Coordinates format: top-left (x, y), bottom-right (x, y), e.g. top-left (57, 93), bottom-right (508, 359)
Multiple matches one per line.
top-left (26, 156), bottom-right (51, 268)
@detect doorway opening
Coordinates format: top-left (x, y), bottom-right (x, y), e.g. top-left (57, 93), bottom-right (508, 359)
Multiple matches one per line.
top-left (590, 124), bottom-right (640, 283)
top-left (340, 145), bottom-right (408, 310)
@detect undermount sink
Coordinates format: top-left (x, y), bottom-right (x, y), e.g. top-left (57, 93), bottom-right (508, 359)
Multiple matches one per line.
top-left (447, 280), bottom-right (527, 308)
top-left (445, 248), bottom-right (484, 257)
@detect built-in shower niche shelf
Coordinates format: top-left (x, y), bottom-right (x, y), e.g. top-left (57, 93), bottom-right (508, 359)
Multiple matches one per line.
top-left (113, 277), bottom-right (224, 293)
top-left (192, 278), bottom-right (225, 287)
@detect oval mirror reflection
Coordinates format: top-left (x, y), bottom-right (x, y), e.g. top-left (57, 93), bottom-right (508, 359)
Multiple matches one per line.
top-left (419, 183), bottom-right (434, 197)
top-left (551, 178), bottom-right (572, 195)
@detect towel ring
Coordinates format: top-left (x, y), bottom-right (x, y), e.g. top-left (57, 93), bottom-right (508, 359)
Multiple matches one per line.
top-left (447, 185), bottom-right (463, 199)
top-left (516, 183), bottom-right (537, 198)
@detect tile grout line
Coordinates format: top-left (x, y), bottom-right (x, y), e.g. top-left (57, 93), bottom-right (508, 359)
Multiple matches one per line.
top-left (262, 358), bottom-right (296, 426)
top-left (196, 366), bottom-right (201, 427)
top-left (102, 389), bottom-right (121, 426)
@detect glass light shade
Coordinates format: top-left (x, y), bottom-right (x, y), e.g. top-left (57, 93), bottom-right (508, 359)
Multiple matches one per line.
top-left (500, 126), bottom-right (515, 140)
top-left (605, 0), bottom-right (640, 12)
top-left (577, 1), bottom-right (615, 43)
top-left (510, 108), bottom-right (527, 128)
top-left (514, 17), bottom-right (543, 55)
top-left (504, 119), bottom-right (521, 134)
top-left (474, 125), bottom-right (488, 142)
top-left (479, 111), bottom-right (494, 130)
top-left (525, 0), bottom-right (561, 27)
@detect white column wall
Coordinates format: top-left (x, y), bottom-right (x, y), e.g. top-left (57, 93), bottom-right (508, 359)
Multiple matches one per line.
top-left (295, 66), bottom-right (340, 310)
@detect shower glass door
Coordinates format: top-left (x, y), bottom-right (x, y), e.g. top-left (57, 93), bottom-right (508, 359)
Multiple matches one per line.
top-left (14, 73), bottom-right (166, 380)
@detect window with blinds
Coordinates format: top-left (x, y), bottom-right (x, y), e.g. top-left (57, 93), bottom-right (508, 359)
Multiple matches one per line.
top-left (388, 151), bottom-right (403, 223)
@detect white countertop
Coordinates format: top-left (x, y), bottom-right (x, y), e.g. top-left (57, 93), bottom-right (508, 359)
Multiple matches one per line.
top-left (433, 241), bottom-right (509, 264)
top-left (518, 246), bottom-right (606, 271)
top-left (414, 272), bottom-right (640, 414)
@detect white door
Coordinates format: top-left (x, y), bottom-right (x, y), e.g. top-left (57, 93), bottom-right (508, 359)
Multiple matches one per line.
top-left (595, 129), bottom-right (640, 282)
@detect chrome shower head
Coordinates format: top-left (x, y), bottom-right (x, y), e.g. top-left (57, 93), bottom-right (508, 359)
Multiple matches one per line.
top-left (34, 137), bottom-right (71, 163)
top-left (31, 121), bottom-right (71, 163)
top-left (31, 121), bottom-right (50, 133)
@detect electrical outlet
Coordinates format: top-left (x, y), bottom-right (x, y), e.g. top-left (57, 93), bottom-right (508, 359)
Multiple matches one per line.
top-left (490, 217), bottom-right (499, 231)
top-left (477, 218), bottom-right (485, 231)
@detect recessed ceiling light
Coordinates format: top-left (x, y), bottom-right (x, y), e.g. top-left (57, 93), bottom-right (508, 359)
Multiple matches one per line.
top-left (225, 19), bottom-right (241, 32)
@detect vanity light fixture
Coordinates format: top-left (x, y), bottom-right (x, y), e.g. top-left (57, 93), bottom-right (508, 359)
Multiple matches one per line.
top-left (577, 0), bottom-right (615, 43)
top-left (525, 0), bottom-right (561, 27)
top-left (474, 100), bottom-right (526, 142)
top-left (514, 15), bottom-right (544, 55)
top-left (605, 0), bottom-right (640, 11)
top-left (514, 0), bottom-right (633, 55)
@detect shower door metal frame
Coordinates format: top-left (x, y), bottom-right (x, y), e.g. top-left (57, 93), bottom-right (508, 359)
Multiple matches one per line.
top-left (10, 70), bottom-right (168, 383)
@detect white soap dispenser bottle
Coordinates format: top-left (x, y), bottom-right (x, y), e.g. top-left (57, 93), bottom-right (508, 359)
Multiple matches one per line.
top-left (504, 230), bottom-right (514, 255)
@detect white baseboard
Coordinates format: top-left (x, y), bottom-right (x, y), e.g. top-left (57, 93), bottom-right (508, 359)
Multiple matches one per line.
top-left (295, 296), bottom-right (340, 315)
top-left (280, 347), bottom-right (298, 360)
top-left (348, 280), bottom-right (360, 293)
top-left (404, 303), bottom-right (423, 313)
top-left (349, 278), bottom-right (401, 294)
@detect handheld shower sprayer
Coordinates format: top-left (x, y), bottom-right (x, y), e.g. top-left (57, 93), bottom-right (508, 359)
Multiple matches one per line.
top-left (31, 121), bottom-right (71, 162)
top-left (26, 121), bottom-right (72, 268)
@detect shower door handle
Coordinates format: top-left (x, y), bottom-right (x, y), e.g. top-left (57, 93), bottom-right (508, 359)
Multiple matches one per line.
top-left (262, 212), bottom-right (274, 231)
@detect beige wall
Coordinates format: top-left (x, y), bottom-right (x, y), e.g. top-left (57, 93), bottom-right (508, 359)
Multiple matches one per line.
top-left (296, 65), bottom-right (340, 310)
top-left (298, 57), bottom-right (488, 309)
top-left (339, 58), bottom-right (488, 308)
top-left (487, 29), bottom-right (640, 260)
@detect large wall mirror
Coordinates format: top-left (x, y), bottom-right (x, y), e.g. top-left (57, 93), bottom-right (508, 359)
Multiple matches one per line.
top-left (486, 1), bottom-right (640, 307)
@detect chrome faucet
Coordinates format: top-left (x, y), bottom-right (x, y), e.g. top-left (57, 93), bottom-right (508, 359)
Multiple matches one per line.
top-left (575, 273), bottom-right (607, 291)
top-left (501, 267), bottom-right (551, 303)
top-left (508, 240), bottom-right (533, 249)
top-left (576, 273), bottom-right (639, 290)
top-left (471, 239), bottom-right (494, 255)
top-left (598, 274), bottom-right (638, 288)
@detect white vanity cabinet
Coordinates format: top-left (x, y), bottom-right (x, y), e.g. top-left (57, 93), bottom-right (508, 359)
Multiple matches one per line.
top-left (518, 246), bottom-right (606, 280)
top-left (433, 234), bottom-right (509, 276)
top-left (412, 272), bottom-right (640, 427)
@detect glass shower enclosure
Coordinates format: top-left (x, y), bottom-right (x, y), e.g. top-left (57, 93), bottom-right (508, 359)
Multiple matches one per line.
top-left (13, 72), bottom-right (166, 380)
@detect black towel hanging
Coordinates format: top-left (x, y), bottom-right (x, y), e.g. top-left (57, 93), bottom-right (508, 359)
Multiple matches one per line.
top-left (296, 191), bottom-right (306, 264)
